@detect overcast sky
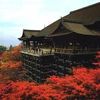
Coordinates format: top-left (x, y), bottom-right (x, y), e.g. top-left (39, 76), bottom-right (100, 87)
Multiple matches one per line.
top-left (0, 0), bottom-right (99, 47)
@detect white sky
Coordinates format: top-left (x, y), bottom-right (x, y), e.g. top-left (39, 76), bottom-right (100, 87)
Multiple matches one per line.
top-left (0, 0), bottom-right (99, 46)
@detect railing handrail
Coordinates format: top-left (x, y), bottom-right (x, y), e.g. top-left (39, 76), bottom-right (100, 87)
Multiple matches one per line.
top-left (21, 47), bottom-right (100, 55)
top-left (55, 48), bottom-right (100, 54)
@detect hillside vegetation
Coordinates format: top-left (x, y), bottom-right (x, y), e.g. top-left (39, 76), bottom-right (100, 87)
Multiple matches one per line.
top-left (0, 45), bottom-right (100, 100)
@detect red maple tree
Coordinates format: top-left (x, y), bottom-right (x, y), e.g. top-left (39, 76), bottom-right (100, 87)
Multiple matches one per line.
top-left (0, 45), bottom-right (25, 82)
top-left (0, 46), bottom-right (100, 100)
top-left (93, 51), bottom-right (100, 67)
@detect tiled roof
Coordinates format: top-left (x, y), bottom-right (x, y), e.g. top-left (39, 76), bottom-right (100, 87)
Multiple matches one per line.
top-left (37, 2), bottom-right (100, 37)
top-left (19, 29), bottom-right (40, 40)
top-left (63, 22), bottom-right (100, 36)
top-left (64, 2), bottom-right (100, 24)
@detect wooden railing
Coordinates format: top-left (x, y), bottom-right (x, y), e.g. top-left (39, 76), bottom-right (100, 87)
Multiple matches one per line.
top-left (21, 47), bottom-right (100, 55)
top-left (55, 48), bottom-right (100, 54)
top-left (21, 47), bottom-right (55, 56)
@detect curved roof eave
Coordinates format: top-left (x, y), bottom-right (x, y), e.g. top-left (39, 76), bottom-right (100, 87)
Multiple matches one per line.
top-left (19, 29), bottom-right (40, 39)
top-left (62, 22), bottom-right (100, 36)
top-left (37, 2), bottom-right (100, 37)
top-left (37, 20), bottom-right (61, 37)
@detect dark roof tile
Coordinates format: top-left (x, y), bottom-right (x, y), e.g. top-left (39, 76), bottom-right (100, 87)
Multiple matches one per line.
top-left (19, 29), bottom-right (40, 40)
top-left (37, 2), bottom-right (100, 37)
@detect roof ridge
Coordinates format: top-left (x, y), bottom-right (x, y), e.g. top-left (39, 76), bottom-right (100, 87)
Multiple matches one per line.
top-left (70, 2), bottom-right (100, 14)
top-left (23, 29), bottom-right (40, 32)
top-left (63, 18), bottom-right (84, 24)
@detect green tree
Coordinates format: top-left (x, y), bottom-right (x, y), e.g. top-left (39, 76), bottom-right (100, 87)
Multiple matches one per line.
top-left (9, 45), bottom-right (13, 51)
top-left (0, 45), bottom-right (7, 55)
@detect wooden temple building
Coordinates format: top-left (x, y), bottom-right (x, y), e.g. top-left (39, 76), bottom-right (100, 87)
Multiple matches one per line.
top-left (19, 2), bottom-right (100, 83)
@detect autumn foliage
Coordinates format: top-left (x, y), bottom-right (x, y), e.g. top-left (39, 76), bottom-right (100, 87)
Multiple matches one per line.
top-left (0, 47), bottom-right (100, 100)
top-left (1, 45), bottom-right (22, 62)
top-left (0, 45), bottom-right (24, 82)
top-left (46, 68), bottom-right (100, 100)
top-left (93, 51), bottom-right (100, 67)
top-left (0, 67), bottom-right (100, 100)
